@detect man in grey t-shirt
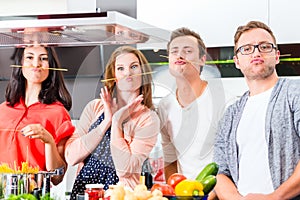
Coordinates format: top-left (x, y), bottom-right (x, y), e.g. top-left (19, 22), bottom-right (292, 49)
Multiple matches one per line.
top-left (213, 21), bottom-right (300, 200)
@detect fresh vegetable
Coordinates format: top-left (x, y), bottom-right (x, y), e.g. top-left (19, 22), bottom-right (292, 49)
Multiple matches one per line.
top-left (199, 175), bottom-right (217, 194)
top-left (110, 184), bottom-right (125, 200)
top-left (6, 192), bottom-right (53, 200)
top-left (167, 173), bottom-right (187, 189)
top-left (196, 162), bottom-right (219, 181)
top-left (151, 183), bottom-right (175, 196)
top-left (7, 193), bottom-right (37, 200)
top-left (40, 193), bottom-right (54, 200)
top-left (133, 184), bottom-right (152, 200)
top-left (109, 184), bottom-right (168, 200)
top-left (174, 179), bottom-right (204, 196)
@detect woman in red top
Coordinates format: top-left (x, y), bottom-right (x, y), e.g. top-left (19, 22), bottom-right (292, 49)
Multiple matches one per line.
top-left (0, 46), bottom-right (74, 185)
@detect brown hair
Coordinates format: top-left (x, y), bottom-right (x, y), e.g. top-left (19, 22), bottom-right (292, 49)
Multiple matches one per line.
top-left (104, 46), bottom-right (154, 109)
top-left (234, 21), bottom-right (277, 54)
top-left (167, 27), bottom-right (207, 57)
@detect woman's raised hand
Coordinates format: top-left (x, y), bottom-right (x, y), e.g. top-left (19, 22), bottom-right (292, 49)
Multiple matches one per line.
top-left (100, 86), bottom-right (118, 122)
top-left (113, 94), bottom-right (144, 124)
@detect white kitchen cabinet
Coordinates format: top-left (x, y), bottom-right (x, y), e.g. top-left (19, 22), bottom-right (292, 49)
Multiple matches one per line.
top-left (137, 0), bottom-right (269, 47)
top-left (0, 0), bottom-right (96, 16)
top-left (0, 0), bottom-right (68, 16)
top-left (269, 0), bottom-right (300, 44)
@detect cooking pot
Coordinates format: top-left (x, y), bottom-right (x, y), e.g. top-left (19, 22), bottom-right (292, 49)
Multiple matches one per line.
top-left (0, 173), bottom-right (31, 199)
top-left (0, 167), bottom-right (64, 199)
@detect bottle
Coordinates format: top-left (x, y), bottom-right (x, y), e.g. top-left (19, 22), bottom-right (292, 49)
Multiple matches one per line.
top-left (84, 184), bottom-right (104, 200)
top-left (149, 141), bottom-right (164, 183)
top-left (140, 158), bottom-right (153, 190)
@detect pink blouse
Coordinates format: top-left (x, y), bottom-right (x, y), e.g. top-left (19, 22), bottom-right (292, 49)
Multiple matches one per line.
top-left (65, 98), bottom-right (160, 189)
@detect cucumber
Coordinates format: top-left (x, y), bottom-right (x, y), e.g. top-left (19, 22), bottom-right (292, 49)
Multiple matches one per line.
top-left (200, 175), bottom-right (217, 194)
top-left (195, 162), bottom-right (219, 181)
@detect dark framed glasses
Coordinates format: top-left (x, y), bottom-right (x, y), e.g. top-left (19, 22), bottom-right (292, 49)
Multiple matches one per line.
top-left (236, 42), bottom-right (277, 55)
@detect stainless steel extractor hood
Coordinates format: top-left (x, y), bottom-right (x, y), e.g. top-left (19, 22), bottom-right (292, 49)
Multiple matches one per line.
top-left (0, 11), bottom-right (170, 48)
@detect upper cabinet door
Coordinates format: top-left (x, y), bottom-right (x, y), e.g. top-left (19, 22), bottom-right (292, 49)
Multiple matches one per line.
top-left (0, 0), bottom-right (68, 16)
top-left (0, 0), bottom-right (96, 16)
top-left (269, 0), bottom-right (300, 44)
top-left (137, 0), bottom-right (269, 48)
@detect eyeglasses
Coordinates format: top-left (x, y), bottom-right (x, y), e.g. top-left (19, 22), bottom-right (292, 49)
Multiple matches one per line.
top-left (236, 42), bottom-right (277, 55)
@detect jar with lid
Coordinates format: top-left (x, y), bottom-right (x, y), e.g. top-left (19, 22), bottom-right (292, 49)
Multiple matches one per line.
top-left (84, 184), bottom-right (104, 200)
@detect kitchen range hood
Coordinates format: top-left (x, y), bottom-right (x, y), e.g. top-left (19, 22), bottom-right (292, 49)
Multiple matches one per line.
top-left (0, 11), bottom-right (170, 48)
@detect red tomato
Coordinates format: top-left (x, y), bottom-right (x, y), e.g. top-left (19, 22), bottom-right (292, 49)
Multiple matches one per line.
top-left (167, 173), bottom-right (187, 189)
top-left (151, 183), bottom-right (175, 196)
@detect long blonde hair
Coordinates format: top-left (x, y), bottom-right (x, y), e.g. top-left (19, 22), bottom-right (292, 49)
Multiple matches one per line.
top-left (104, 46), bottom-right (154, 109)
